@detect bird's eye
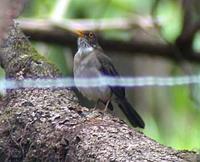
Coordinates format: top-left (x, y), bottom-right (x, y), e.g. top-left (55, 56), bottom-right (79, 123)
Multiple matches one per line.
top-left (89, 32), bottom-right (93, 38)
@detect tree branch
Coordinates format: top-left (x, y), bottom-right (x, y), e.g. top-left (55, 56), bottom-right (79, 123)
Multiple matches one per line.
top-left (176, 0), bottom-right (200, 55)
top-left (16, 18), bottom-right (200, 63)
top-left (0, 0), bottom-right (26, 45)
top-left (0, 24), bottom-right (198, 161)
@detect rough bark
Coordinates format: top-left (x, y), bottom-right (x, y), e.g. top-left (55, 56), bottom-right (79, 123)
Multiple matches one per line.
top-left (0, 25), bottom-right (198, 162)
top-left (0, 0), bottom-right (26, 45)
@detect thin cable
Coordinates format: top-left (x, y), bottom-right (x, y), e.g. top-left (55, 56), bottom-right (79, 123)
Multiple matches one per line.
top-left (1, 75), bottom-right (200, 90)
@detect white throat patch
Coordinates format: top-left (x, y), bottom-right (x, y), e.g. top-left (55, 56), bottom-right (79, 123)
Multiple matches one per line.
top-left (78, 47), bottom-right (94, 55)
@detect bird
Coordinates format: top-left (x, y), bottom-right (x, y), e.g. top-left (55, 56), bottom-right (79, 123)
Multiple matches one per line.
top-left (73, 31), bottom-right (145, 128)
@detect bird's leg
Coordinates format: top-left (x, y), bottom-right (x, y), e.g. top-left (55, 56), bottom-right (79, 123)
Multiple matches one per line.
top-left (103, 99), bottom-right (111, 112)
top-left (93, 99), bottom-right (100, 110)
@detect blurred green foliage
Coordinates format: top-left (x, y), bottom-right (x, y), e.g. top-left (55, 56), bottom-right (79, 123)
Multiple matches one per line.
top-left (155, 0), bottom-right (182, 41)
top-left (23, 0), bottom-right (56, 18)
top-left (8, 0), bottom-right (199, 151)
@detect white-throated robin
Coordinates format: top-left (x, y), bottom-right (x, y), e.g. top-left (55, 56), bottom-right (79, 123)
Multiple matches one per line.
top-left (73, 31), bottom-right (145, 128)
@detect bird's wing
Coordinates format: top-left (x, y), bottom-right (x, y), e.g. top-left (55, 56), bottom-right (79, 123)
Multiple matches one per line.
top-left (94, 50), bottom-right (125, 98)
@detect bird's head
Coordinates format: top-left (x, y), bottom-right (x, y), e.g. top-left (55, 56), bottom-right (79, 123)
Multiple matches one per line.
top-left (75, 31), bottom-right (99, 50)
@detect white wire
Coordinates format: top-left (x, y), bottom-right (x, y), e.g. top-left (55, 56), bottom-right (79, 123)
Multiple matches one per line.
top-left (0, 75), bottom-right (200, 90)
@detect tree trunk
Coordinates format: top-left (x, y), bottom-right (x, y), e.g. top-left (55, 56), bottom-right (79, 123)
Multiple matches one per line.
top-left (0, 25), bottom-right (198, 162)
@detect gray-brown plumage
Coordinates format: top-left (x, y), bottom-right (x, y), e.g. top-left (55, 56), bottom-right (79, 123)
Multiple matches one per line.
top-left (73, 31), bottom-right (145, 128)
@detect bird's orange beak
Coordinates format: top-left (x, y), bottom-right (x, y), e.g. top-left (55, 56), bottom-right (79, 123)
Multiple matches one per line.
top-left (73, 30), bottom-right (84, 37)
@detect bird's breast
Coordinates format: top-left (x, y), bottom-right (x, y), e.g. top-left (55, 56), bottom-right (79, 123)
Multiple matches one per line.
top-left (74, 54), bottom-right (111, 102)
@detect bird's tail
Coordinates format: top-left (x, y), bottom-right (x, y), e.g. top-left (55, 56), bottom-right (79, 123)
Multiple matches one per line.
top-left (117, 98), bottom-right (145, 128)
